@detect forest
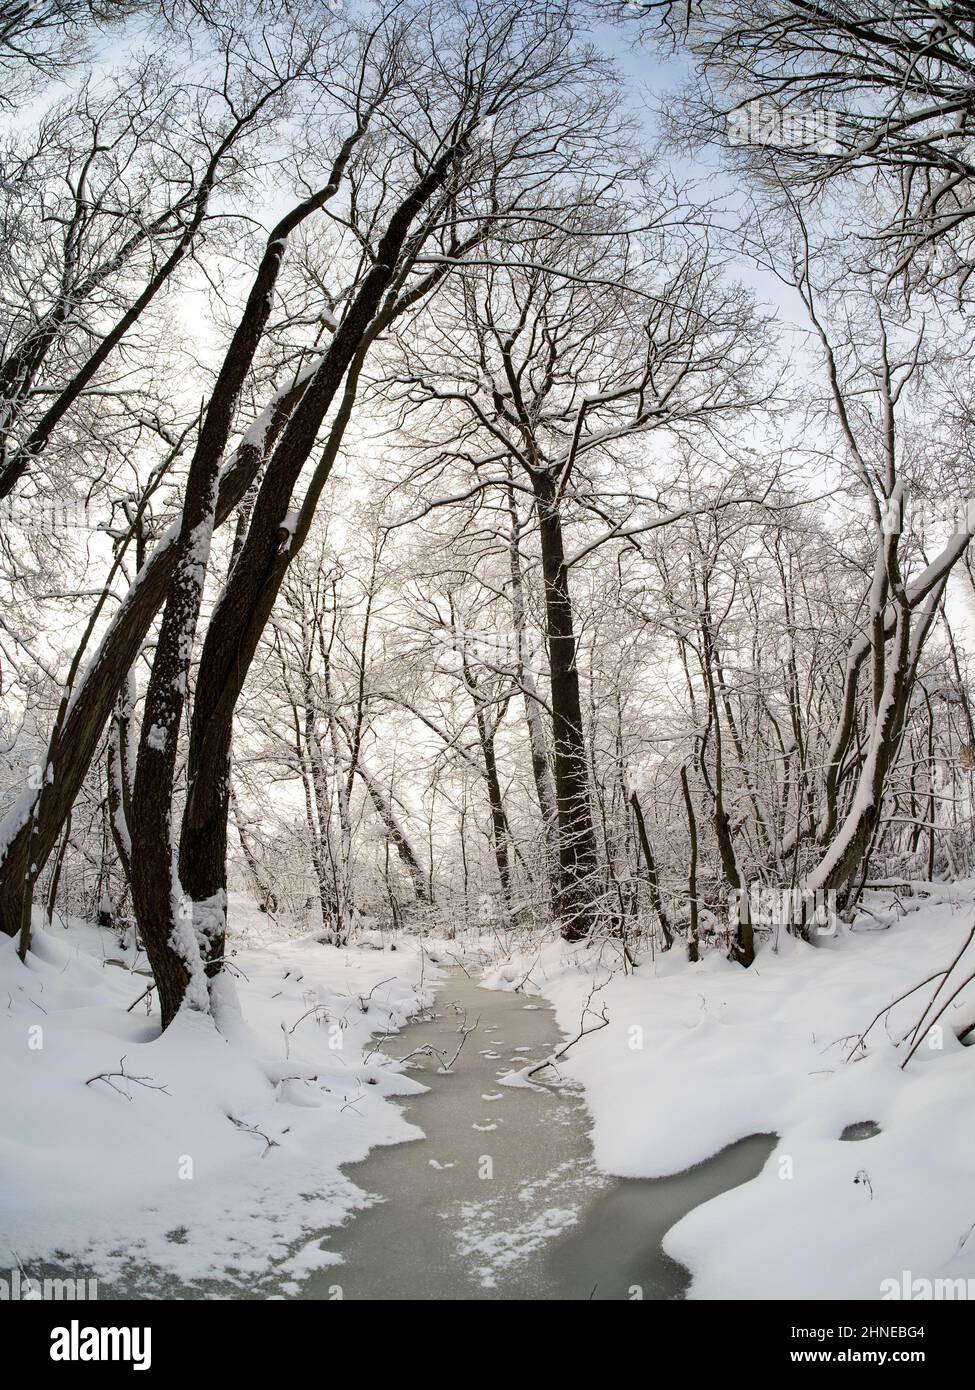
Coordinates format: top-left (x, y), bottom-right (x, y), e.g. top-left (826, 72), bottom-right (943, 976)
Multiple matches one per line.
top-left (2, 0), bottom-right (975, 1315)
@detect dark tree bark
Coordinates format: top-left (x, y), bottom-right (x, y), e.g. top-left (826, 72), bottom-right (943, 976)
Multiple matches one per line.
top-left (808, 585), bottom-right (943, 897)
top-left (506, 484), bottom-right (558, 913)
top-left (695, 601), bottom-right (753, 965)
top-left (630, 790), bottom-right (674, 949)
top-left (0, 371), bottom-right (307, 938)
top-left (129, 124), bottom-right (367, 1024)
top-left (459, 645), bottom-right (513, 912)
top-left (531, 469), bottom-right (600, 940)
top-left (680, 762), bottom-right (700, 963)
top-left (106, 675), bottom-right (135, 888)
top-left (177, 138), bottom-right (469, 983)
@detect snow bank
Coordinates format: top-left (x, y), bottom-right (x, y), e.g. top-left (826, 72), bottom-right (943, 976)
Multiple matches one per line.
top-left (0, 896), bottom-right (440, 1294)
top-left (482, 891), bottom-right (975, 1299)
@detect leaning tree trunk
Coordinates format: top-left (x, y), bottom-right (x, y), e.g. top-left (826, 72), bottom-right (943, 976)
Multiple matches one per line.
top-left (229, 786), bottom-right (277, 914)
top-left (0, 369), bottom-right (310, 939)
top-left (342, 740), bottom-right (432, 907)
top-left (631, 790), bottom-right (674, 949)
top-left (807, 582), bottom-right (942, 898)
top-left (0, 124), bottom-right (371, 946)
top-left (177, 140), bottom-right (469, 976)
top-left (531, 469), bottom-right (600, 940)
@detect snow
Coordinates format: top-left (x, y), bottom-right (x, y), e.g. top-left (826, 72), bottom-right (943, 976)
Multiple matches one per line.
top-left (7, 884), bottom-right (975, 1300)
top-left (167, 888), bottom-right (211, 1013)
top-left (0, 895), bottom-right (439, 1293)
top-left (145, 724), bottom-right (167, 753)
top-left (455, 1201), bottom-right (579, 1288)
top-left (481, 888), bottom-right (975, 1299)
top-left (0, 782), bottom-right (39, 864)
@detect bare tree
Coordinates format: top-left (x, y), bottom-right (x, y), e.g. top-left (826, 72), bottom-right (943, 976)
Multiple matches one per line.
top-left (639, 0), bottom-right (975, 297)
top-left (120, 0), bottom-right (617, 1024)
top-left (391, 188), bottom-right (771, 939)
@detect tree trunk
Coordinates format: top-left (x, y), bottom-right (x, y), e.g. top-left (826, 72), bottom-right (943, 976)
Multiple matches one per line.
top-left (807, 587), bottom-right (939, 895)
top-left (0, 369), bottom-right (309, 938)
top-left (106, 669), bottom-right (136, 888)
top-left (321, 656), bottom-right (356, 945)
top-left (631, 790), bottom-right (674, 949)
top-left (455, 620), bottom-right (513, 912)
top-left (531, 469), bottom-right (600, 940)
top-left (506, 485), bottom-right (558, 913)
top-left (229, 786), bottom-right (277, 914)
top-left (177, 141), bottom-right (469, 968)
top-left (680, 763), bottom-right (700, 963)
top-left (350, 752), bottom-right (432, 907)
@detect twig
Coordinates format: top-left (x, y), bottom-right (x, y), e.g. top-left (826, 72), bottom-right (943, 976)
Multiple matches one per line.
top-left (528, 982), bottom-right (610, 1078)
top-left (86, 1055), bottom-right (170, 1099)
top-left (227, 1114), bottom-right (279, 1156)
top-left (513, 952), bottom-right (540, 994)
top-left (288, 1003), bottom-right (330, 1036)
top-left (363, 1028), bottom-right (395, 1064)
top-left (440, 1014), bottom-right (479, 1071)
top-left (396, 1043), bottom-right (437, 1066)
top-left (357, 977), bottom-right (395, 1012)
top-left (905, 922), bottom-right (975, 1047)
top-left (126, 984), bottom-right (154, 1013)
top-left (845, 971), bottom-right (946, 1061)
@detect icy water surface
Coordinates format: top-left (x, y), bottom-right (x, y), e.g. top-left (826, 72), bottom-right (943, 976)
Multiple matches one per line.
top-left (308, 969), bottom-right (775, 1301)
top-left (28, 967), bottom-right (772, 1300)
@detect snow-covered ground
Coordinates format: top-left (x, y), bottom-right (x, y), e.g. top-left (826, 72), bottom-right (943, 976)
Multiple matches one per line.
top-left (483, 887), bottom-right (975, 1300)
top-left (0, 897), bottom-right (441, 1294)
top-left (5, 886), bottom-right (974, 1300)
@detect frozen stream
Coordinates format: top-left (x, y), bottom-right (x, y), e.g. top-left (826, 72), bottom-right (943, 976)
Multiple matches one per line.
top-left (308, 968), bottom-right (775, 1301)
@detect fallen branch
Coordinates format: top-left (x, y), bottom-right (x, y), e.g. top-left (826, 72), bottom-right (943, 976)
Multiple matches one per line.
top-left (845, 920), bottom-right (975, 1067)
top-left (126, 984), bottom-right (155, 1014)
top-left (528, 982), bottom-right (610, 1078)
top-left (227, 1114), bottom-right (279, 1156)
top-left (86, 1055), bottom-right (170, 1100)
top-left (901, 965), bottom-right (975, 1070)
